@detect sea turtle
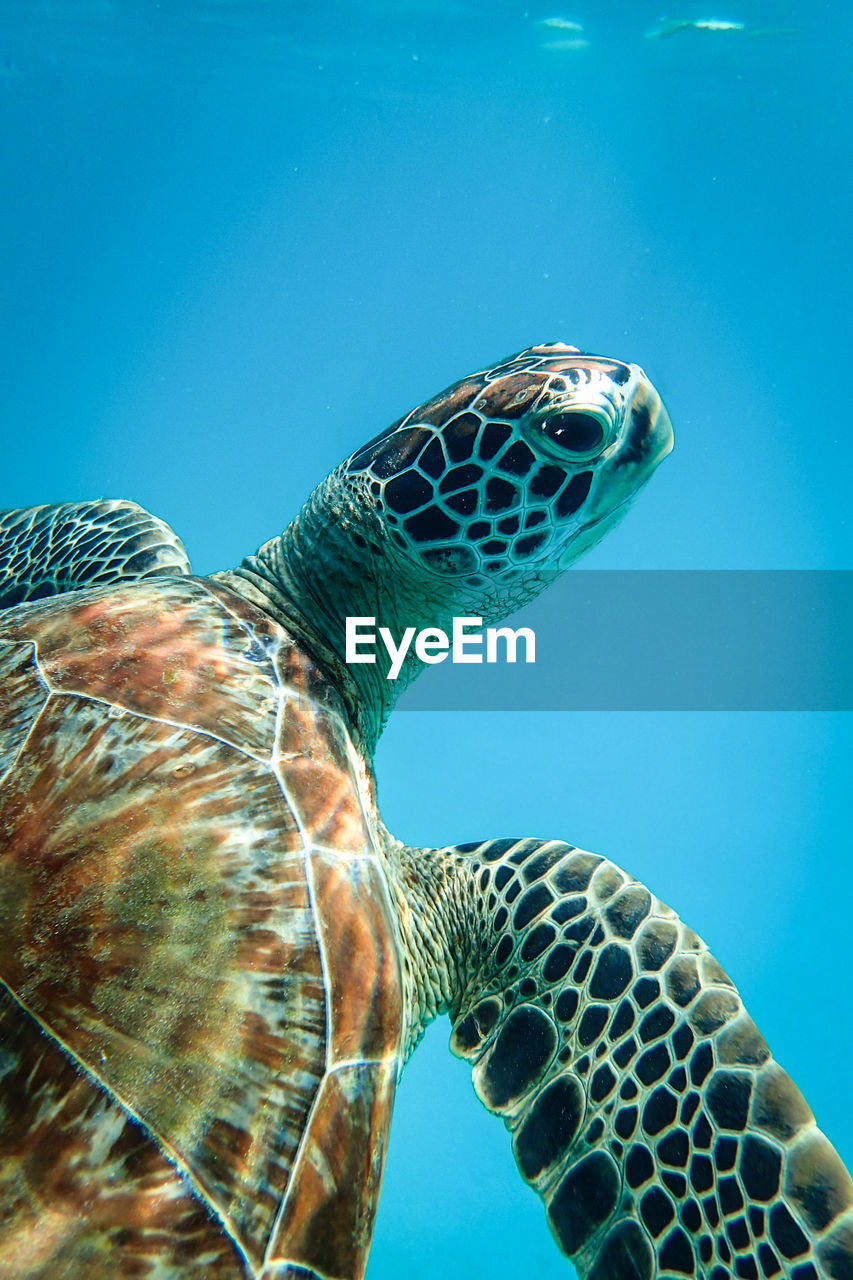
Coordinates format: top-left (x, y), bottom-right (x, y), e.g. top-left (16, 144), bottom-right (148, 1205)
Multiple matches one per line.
top-left (0, 342), bottom-right (850, 1280)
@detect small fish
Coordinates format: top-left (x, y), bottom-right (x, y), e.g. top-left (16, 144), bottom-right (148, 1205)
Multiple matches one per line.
top-left (747, 26), bottom-right (799, 37)
top-left (537, 17), bottom-right (584, 31)
top-left (646, 17), bottom-right (745, 38)
top-left (541, 37), bottom-right (590, 50)
top-left (692, 18), bottom-right (744, 30)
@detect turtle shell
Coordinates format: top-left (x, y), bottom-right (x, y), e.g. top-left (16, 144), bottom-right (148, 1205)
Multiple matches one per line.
top-left (0, 577), bottom-right (403, 1279)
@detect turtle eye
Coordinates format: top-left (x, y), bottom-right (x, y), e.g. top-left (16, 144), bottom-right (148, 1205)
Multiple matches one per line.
top-left (542, 412), bottom-right (605, 455)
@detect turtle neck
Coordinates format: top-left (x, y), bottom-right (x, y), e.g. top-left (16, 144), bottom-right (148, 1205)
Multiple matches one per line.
top-left (212, 465), bottom-right (463, 756)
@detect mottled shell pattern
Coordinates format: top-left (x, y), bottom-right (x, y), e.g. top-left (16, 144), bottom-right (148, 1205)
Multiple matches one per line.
top-left (0, 575), bottom-right (401, 1279)
top-left (3, 343), bottom-right (853, 1280)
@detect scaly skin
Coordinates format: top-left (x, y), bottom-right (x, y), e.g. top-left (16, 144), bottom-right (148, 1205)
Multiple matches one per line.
top-left (216, 343), bottom-right (672, 753)
top-left (3, 343), bottom-right (849, 1278)
top-left (0, 499), bottom-right (191, 606)
top-left (385, 834), bottom-right (853, 1280)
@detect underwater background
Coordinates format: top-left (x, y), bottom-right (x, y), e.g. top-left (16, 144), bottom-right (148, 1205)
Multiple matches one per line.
top-left (1, 1), bottom-right (851, 1276)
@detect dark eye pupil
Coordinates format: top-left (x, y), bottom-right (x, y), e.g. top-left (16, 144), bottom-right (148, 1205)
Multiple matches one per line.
top-left (543, 412), bottom-right (604, 454)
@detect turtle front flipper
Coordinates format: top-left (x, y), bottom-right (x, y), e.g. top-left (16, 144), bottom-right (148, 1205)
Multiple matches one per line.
top-left (434, 838), bottom-right (853, 1279)
top-left (0, 499), bottom-right (191, 608)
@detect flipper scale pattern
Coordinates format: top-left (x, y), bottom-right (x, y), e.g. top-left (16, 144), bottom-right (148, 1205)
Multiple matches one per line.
top-left (447, 838), bottom-right (853, 1280)
top-left (0, 500), bottom-right (191, 608)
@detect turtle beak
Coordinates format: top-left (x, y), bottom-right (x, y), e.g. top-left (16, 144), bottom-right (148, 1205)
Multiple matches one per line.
top-left (582, 369), bottom-right (672, 509)
top-left (638, 373), bottom-right (674, 468)
top-left (556, 369), bottom-right (673, 567)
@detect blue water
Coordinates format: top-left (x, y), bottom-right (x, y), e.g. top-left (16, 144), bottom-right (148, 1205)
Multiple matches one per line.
top-left (2, 2), bottom-right (851, 1276)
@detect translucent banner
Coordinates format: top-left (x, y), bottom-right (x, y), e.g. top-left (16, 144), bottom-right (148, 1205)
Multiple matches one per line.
top-left (395, 571), bottom-right (853, 711)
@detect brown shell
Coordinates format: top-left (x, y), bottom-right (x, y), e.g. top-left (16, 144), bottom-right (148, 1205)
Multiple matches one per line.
top-left (0, 577), bottom-right (403, 1279)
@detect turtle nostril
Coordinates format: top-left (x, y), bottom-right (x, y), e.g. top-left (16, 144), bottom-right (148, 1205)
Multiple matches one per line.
top-left (543, 412), bottom-right (604, 455)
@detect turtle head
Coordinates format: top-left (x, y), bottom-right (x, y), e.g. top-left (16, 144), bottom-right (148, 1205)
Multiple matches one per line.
top-left (345, 341), bottom-right (673, 596)
top-left (225, 343), bottom-right (672, 750)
